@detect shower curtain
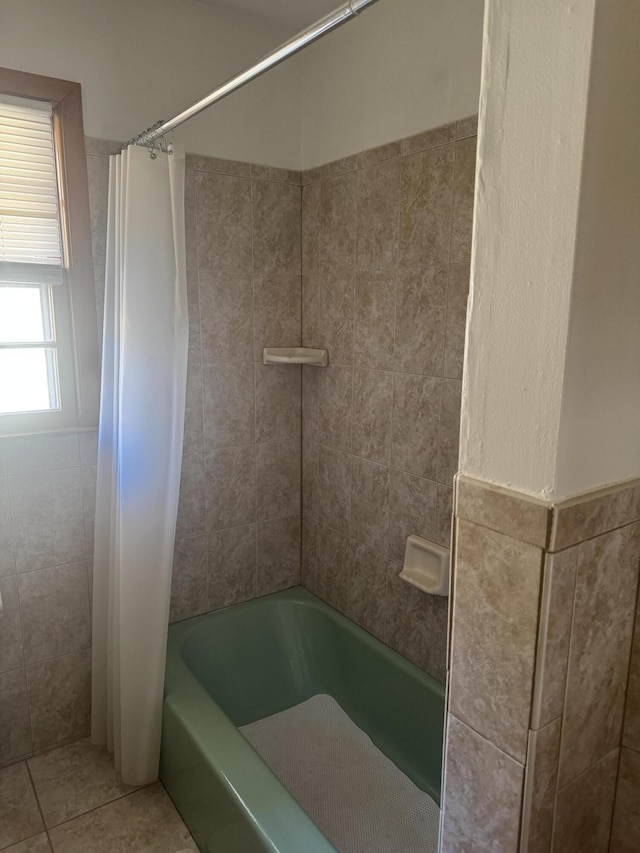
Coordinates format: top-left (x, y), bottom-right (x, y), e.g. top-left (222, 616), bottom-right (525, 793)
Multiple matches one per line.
top-left (91, 143), bottom-right (188, 786)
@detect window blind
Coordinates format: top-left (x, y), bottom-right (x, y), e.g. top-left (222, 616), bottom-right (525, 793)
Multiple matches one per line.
top-left (0, 98), bottom-right (63, 276)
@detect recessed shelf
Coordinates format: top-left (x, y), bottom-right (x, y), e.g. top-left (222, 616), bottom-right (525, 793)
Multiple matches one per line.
top-left (263, 347), bottom-right (328, 367)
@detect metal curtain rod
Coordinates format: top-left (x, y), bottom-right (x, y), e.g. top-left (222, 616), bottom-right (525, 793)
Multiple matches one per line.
top-left (130, 0), bottom-right (381, 148)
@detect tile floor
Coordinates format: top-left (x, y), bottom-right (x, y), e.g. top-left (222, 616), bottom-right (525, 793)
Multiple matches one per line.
top-left (0, 739), bottom-right (197, 852)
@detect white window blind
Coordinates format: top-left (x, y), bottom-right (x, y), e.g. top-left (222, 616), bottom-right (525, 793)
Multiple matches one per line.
top-left (0, 98), bottom-right (63, 280)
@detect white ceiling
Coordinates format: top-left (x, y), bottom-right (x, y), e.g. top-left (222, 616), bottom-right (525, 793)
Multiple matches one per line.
top-left (195, 0), bottom-right (339, 29)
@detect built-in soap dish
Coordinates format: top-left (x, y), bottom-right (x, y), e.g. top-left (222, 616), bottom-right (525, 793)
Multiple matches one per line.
top-left (399, 534), bottom-right (450, 597)
top-left (263, 347), bottom-right (328, 367)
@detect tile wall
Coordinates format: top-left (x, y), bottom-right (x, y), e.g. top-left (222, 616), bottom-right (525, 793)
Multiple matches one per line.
top-left (441, 475), bottom-right (640, 852)
top-left (299, 117), bottom-right (477, 681)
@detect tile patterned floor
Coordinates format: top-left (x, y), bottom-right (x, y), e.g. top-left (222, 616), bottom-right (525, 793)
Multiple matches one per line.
top-left (0, 739), bottom-right (197, 852)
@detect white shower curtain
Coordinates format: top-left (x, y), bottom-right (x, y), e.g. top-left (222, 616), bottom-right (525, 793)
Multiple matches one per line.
top-left (91, 144), bottom-right (188, 786)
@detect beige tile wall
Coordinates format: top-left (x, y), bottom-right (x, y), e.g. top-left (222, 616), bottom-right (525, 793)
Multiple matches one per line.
top-left (442, 475), bottom-right (640, 852)
top-left (299, 117), bottom-right (477, 682)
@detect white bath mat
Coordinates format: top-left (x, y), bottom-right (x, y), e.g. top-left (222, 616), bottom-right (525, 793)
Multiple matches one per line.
top-left (240, 694), bottom-right (440, 853)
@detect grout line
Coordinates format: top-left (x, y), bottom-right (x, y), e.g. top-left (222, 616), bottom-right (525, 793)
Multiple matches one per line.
top-left (250, 178), bottom-right (259, 601)
top-left (25, 758), bottom-right (50, 843)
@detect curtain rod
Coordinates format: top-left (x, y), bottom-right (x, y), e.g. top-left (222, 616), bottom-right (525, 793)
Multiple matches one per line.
top-left (128, 0), bottom-right (381, 149)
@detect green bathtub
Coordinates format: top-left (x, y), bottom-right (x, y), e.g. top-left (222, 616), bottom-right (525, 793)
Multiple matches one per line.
top-left (160, 586), bottom-right (445, 852)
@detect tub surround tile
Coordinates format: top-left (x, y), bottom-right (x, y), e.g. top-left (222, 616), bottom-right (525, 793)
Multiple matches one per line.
top-left (186, 269), bottom-right (201, 361)
top-left (348, 542), bottom-right (386, 642)
top-left (441, 714), bottom-right (524, 853)
top-left (437, 379), bottom-right (462, 486)
top-left (207, 524), bottom-right (256, 611)
top-left (303, 154), bottom-right (358, 187)
top-left (317, 365), bottom-right (353, 453)
top-left (400, 121), bottom-right (456, 158)
top-left (251, 179), bottom-right (301, 276)
top-left (387, 469), bottom-right (437, 563)
top-left (84, 136), bottom-right (122, 156)
top-left (355, 140), bottom-right (401, 170)
top-left (86, 154), bottom-right (109, 266)
top-left (318, 446), bottom-right (351, 536)
top-left (28, 738), bottom-right (139, 828)
top-left (353, 271), bottom-right (396, 371)
top-left (302, 366), bottom-right (319, 440)
top-left (205, 445), bottom-right (256, 532)
top-left (449, 519), bottom-right (543, 763)
top-left (169, 535), bottom-right (208, 623)
top-left (0, 762), bottom-right (44, 849)
top-left (429, 596), bottom-right (449, 684)
top-left (350, 457), bottom-right (389, 556)
top-left (26, 649), bottom-right (91, 751)
top-left (198, 270), bottom-right (253, 363)
top-left (3, 833), bottom-right (52, 852)
top-left (176, 452), bottom-right (206, 540)
top-left (250, 163), bottom-right (301, 186)
top-left (302, 440), bottom-right (319, 519)
top-left (183, 360), bottom-right (204, 452)
top-left (315, 523), bottom-right (350, 615)
top-left (187, 153), bottom-right (250, 177)
top-left (256, 440), bottom-right (301, 521)
top-left (610, 747), bottom-right (640, 852)
top-left (253, 273), bottom-right (301, 360)
top-left (0, 668), bottom-right (31, 763)
top-left (301, 515), bottom-right (317, 592)
top-left (391, 373), bottom-right (440, 480)
top-left (48, 782), bottom-right (197, 853)
top-left (195, 172), bottom-right (252, 275)
top-left (450, 136), bottom-right (477, 264)
top-left (355, 158), bottom-right (400, 271)
top-left (351, 368), bottom-right (393, 465)
top-left (455, 114), bottom-right (479, 139)
top-left (551, 479), bottom-right (640, 550)
top-left (623, 597), bottom-right (640, 751)
top-left (319, 172), bottom-right (357, 272)
top-left (520, 720), bottom-right (561, 853)
top-left (80, 466), bottom-right (97, 559)
top-left (17, 562), bottom-right (91, 664)
top-left (552, 749), bottom-right (618, 853)
top-left (0, 576), bottom-right (23, 674)
top-left (254, 363), bottom-right (301, 444)
top-left (435, 484), bottom-right (454, 549)
top-left (256, 515), bottom-right (300, 596)
top-left (558, 523), bottom-right (640, 788)
top-left (394, 266), bottom-right (447, 376)
top-left (444, 263), bottom-right (470, 379)
top-left (2, 433), bottom-right (79, 476)
top-left (185, 170), bottom-right (197, 272)
top-left (302, 183), bottom-right (321, 276)
top-left (203, 362), bottom-right (255, 449)
top-left (531, 548), bottom-right (578, 728)
top-left (385, 559), bottom-right (432, 671)
top-left (317, 270), bottom-right (355, 366)
top-left (302, 274), bottom-right (320, 349)
top-left (0, 476), bottom-right (15, 576)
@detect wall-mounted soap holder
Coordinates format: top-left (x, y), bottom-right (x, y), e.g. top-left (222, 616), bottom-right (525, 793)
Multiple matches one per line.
top-left (399, 534), bottom-right (450, 597)
top-left (263, 347), bottom-right (328, 367)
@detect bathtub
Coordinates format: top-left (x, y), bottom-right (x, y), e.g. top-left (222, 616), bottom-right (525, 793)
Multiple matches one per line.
top-left (160, 586), bottom-right (445, 853)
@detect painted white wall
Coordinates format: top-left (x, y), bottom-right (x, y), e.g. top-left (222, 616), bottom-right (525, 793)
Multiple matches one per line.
top-left (0, 0), bottom-right (301, 167)
top-left (300, 0), bottom-right (484, 169)
top-left (555, 0), bottom-right (640, 499)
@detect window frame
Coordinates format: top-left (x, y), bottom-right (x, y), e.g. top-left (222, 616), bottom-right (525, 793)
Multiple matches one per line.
top-left (0, 66), bottom-right (99, 435)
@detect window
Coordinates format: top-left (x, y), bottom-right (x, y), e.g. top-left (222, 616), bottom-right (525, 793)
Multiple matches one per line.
top-left (0, 68), bottom-right (99, 435)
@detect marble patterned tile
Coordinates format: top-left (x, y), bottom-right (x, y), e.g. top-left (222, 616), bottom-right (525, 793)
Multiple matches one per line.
top-left (250, 164), bottom-right (301, 185)
top-left (184, 169), bottom-right (197, 272)
top-left (449, 519), bottom-right (543, 763)
top-left (186, 268), bottom-right (201, 360)
top-left (623, 596), bottom-right (640, 751)
top-left (531, 548), bottom-right (578, 728)
top-left (48, 783), bottom-right (197, 852)
top-left (391, 373), bottom-right (440, 479)
top-left (437, 379), bottom-right (462, 486)
top-left (399, 143), bottom-right (454, 269)
top-left (317, 270), bottom-right (355, 366)
top-left (254, 363), bottom-right (301, 444)
top-left (84, 137), bottom-right (122, 156)
top-left (551, 480), bottom-right (640, 550)
top-left (26, 649), bottom-right (91, 751)
top-left (0, 475), bottom-right (15, 576)
top-left (175, 452), bottom-right (206, 540)
top-left (315, 523), bottom-right (350, 615)
top-left (78, 431), bottom-right (98, 469)
top-left (207, 524), bottom-right (256, 611)
top-left (198, 269), bottom-right (253, 363)
top-left (350, 457), bottom-right (390, 555)
top-left (317, 446), bottom-right (351, 536)
top-left (302, 275), bottom-right (320, 349)
top-left (187, 153), bottom-right (250, 177)
top-left (610, 747), bottom-right (640, 853)
top-left (302, 439), bottom-right (318, 519)
top-left (351, 368), bottom-right (393, 464)
top-left (450, 136), bottom-right (477, 264)
top-left (387, 469), bottom-right (437, 563)
top-left (93, 264), bottom-right (105, 353)
top-left (169, 535), bottom-right (208, 623)
top-left (455, 475), bottom-right (551, 548)
top-left (256, 515), bottom-right (301, 596)
top-left (86, 154), bottom-right (109, 266)
top-left (400, 121), bottom-right (456, 157)
top-left (302, 365), bottom-right (319, 441)
top-left (355, 158), bottom-right (400, 271)
top-left (455, 115), bottom-right (478, 139)
top-left (0, 762), bottom-right (44, 849)
top-left (195, 171), bottom-right (252, 275)
top-left (385, 558), bottom-right (432, 671)
top-left (9, 470), bottom-right (86, 573)
top-left (356, 141), bottom-right (401, 170)
top-left (303, 154), bottom-right (358, 187)
top-left (2, 433), bottom-right (79, 475)
top-left (182, 360), bottom-right (204, 452)
top-left (28, 737), bottom-right (139, 827)
top-left (256, 440), bottom-right (300, 521)
top-left (435, 484), bottom-right (454, 549)
top-left (353, 271), bottom-right (396, 371)
top-left (301, 515), bottom-right (317, 592)
top-left (253, 273), bottom-right (301, 360)
top-left (302, 182), bottom-right (321, 277)
top-left (204, 446), bottom-right (256, 532)
top-left (552, 749), bottom-right (618, 853)
top-left (0, 668), bottom-right (31, 763)
top-left (2, 833), bottom-right (51, 852)
top-left (317, 365), bottom-right (353, 453)
top-left (394, 266), bottom-right (447, 375)
top-left (251, 179), bottom-right (301, 276)
top-left (0, 576), bottom-right (23, 674)
top-left (319, 172), bottom-right (357, 272)
top-left (444, 263), bottom-right (470, 379)
top-left (441, 714), bottom-right (524, 852)
top-left (520, 719), bottom-right (561, 853)
top-left (558, 523), bottom-right (640, 787)
top-left (18, 563), bottom-right (90, 664)
top-left (202, 362), bottom-right (255, 449)
top-left (348, 541), bottom-right (386, 641)
top-left (429, 596), bottom-right (449, 683)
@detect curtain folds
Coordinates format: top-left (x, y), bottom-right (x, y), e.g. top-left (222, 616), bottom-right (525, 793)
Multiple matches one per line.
top-left (91, 144), bottom-right (188, 786)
